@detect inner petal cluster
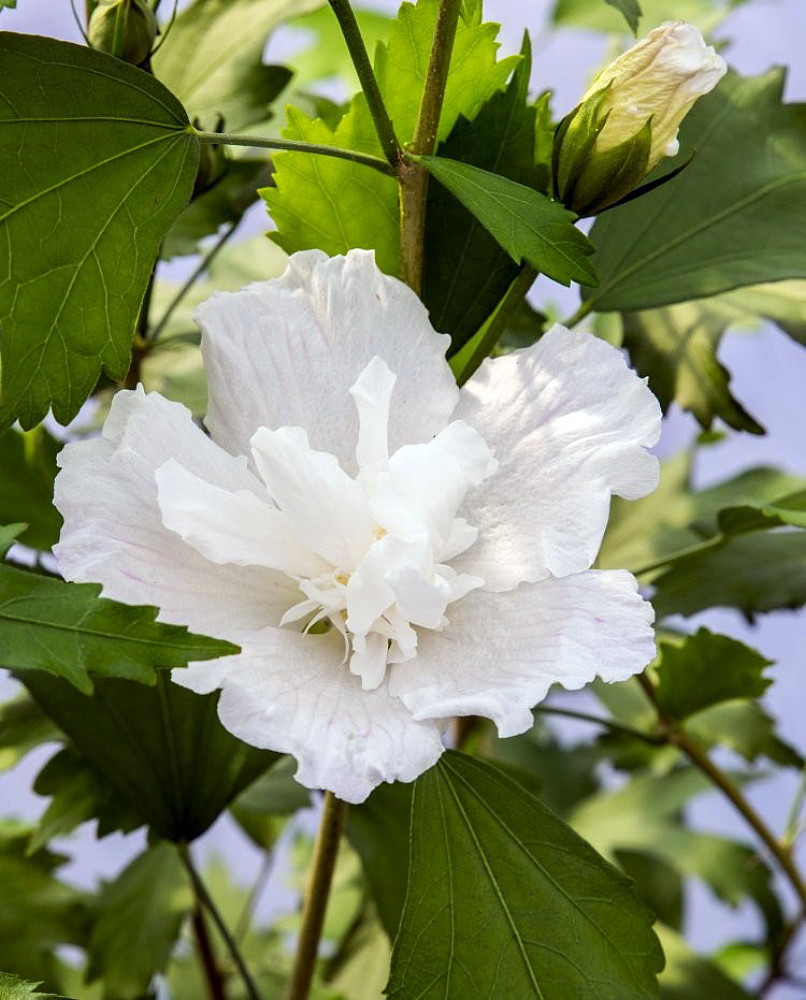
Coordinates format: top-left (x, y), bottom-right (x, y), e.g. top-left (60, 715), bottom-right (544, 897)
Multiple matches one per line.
top-left (157, 357), bottom-right (497, 691)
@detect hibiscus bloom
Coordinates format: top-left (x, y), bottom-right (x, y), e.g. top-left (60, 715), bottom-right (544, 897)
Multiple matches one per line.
top-left (55, 250), bottom-right (660, 803)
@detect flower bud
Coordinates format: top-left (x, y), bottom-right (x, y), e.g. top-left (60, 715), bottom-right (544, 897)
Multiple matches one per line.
top-left (88, 0), bottom-right (158, 67)
top-left (553, 21), bottom-right (726, 215)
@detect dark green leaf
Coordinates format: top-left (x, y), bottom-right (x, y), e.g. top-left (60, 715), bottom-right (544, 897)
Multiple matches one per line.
top-left (85, 843), bottom-right (192, 998)
top-left (654, 629), bottom-right (772, 720)
top-left (0, 428), bottom-right (62, 551)
top-left (652, 531), bottom-right (806, 619)
top-left (387, 751), bottom-right (663, 1000)
top-left (422, 37), bottom-right (544, 350)
top-left (23, 672), bottom-right (275, 841)
top-left (230, 754), bottom-right (310, 849)
top-left (605, 0), bottom-right (641, 32)
top-left (419, 156), bottom-right (597, 286)
top-left (0, 973), bottom-right (72, 1000)
top-left (152, 0), bottom-right (311, 131)
top-left (620, 304), bottom-right (764, 434)
top-left (584, 70), bottom-right (806, 312)
top-left (615, 850), bottom-right (683, 929)
top-left (0, 33), bottom-right (198, 429)
top-left (716, 490), bottom-right (806, 534)
top-left (0, 564), bottom-right (238, 693)
top-left (346, 781), bottom-right (412, 938)
top-left (0, 692), bottom-right (59, 773)
top-left (30, 746), bottom-right (143, 851)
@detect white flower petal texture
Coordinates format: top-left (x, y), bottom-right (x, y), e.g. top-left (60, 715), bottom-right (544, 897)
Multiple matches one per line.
top-left (55, 249), bottom-right (661, 803)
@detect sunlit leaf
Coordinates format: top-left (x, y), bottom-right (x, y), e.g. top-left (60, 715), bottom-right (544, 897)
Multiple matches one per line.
top-left (604, 0), bottom-right (641, 33)
top-left (388, 751), bottom-right (663, 1000)
top-left (0, 33), bottom-right (198, 429)
top-left (0, 973), bottom-right (72, 1000)
top-left (0, 428), bottom-right (62, 551)
top-left (551, 0), bottom-right (749, 34)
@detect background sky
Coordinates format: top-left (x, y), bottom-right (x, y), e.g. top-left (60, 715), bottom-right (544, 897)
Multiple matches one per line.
top-left (1, 0), bottom-right (805, 993)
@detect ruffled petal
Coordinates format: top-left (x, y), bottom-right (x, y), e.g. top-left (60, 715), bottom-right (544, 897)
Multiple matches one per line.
top-left (454, 325), bottom-right (661, 589)
top-left (196, 249), bottom-right (459, 472)
top-left (54, 388), bottom-right (298, 637)
top-left (173, 627), bottom-right (446, 803)
top-left (389, 569), bottom-right (655, 737)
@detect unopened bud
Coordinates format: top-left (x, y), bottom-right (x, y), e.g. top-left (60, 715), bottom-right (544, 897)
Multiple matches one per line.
top-left (553, 21), bottom-right (726, 215)
top-left (88, 0), bottom-right (158, 67)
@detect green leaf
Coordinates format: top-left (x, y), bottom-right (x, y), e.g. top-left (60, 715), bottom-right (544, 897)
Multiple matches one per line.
top-left (0, 525), bottom-right (25, 560)
top-left (263, 0), bottom-right (519, 275)
top-left (30, 746), bottom-right (143, 852)
top-left (0, 33), bottom-right (198, 429)
top-left (615, 850), bottom-right (683, 929)
top-left (0, 564), bottom-right (238, 693)
top-left (604, 0), bottom-right (641, 33)
top-left (0, 428), bottom-right (62, 551)
top-left (655, 925), bottom-right (755, 1000)
top-left (85, 843), bottom-right (192, 999)
top-left (422, 37), bottom-right (545, 350)
top-left (0, 692), bottom-right (59, 773)
top-left (0, 973), bottom-right (72, 1000)
top-left (230, 754), bottom-right (310, 849)
top-left (620, 303), bottom-right (764, 434)
top-left (22, 672), bottom-right (275, 841)
top-left (0, 823), bottom-right (88, 985)
top-left (387, 751), bottom-right (663, 1000)
top-left (346, 781), bottom-right (412, 938)
top-left (583, 70), bottom-right (806, 312)
top-left (654, 629), bottom-right (772, 720)
top-left (552, 0), bottom-right (749, 34)
top-left (687, 700), bottom-right (803, 768)
top-left (716, 490), bottom-right (806, 534)
top-left (152, 0), bottom-right (313, 131)
top-left (652, 531), bottom-right (806, 619)
top-left (419, 156), bottom-right (597, 286)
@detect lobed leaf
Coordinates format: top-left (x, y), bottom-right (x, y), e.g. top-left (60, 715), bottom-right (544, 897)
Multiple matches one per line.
top-left (0, 33), bottom-right (198, 429)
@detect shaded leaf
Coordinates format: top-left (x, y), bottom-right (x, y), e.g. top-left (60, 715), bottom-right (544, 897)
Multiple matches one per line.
top-left (652, 531), bottom-right (806, 619)
top-left (388, 751), bottom-right (663, 1000)
top-left (23, 672), bottom-right (275, 842)
top-left (584, 70), bottom-right (806, 312)
top-left (620, 304), bottom-right (763, 434)
top-left (605, 0), bottom-right (641, 33)
top-left (654, 629), bottom-right (772, 720)
top-left (615, 850), bottom-right (683, 930)
top-left (420, 156), bottom-right (597, 286)
top-left (687, 700), bottom-right (803, 768)
top-left (0, 691), bottom-right (59, 773)
top-left (85, 843), bottom-right (192, 999)
top-left (0, 428), bottom-right (62, 551)
top-left (0, 525), bottom-right (25, 560)
top-left (0, 33), bottom-right (198, 429)
top-left (656, 925), bottom-right (755, 1000)
top-left (230, 754), bottom-right (310, 849)
top-left (152, 0), bottom-right (314, 131)
top-left (0, 564), bottom-right (238, 693)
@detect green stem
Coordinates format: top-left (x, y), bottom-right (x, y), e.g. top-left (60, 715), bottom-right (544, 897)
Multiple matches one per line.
top-left (179, 843), bottom-right (263, 1000)
top-left (326, 0), bottom-right (402, 167)
top-left (193, 130), bottom-right (396, 176)
top-left (455, 265), bottom-right (538, 386)
top-left (191, 903), bottom-right (228, 1000)
top-left (149, 220), bottom-right (237, 344)
top-left (631, 535), bottom-right (725, 578)
top-left (534, 704), bottom-right (665, 746)
top-left (285, 792), bottom-right (349, 1000)
top-left (638, 673), bottom-right (806, 912)
top-left (785, 764), bottom-right (806, 846)
top-left (399, 0), bottom-right (462, 294)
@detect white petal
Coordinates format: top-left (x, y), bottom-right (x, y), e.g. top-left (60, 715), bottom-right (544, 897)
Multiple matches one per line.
top-left (196, 249), bottom-right (459, 472)
top-left (54, 388), bottom-right (298, 637)
top-left (454, 325), bottom-right (661, 589)
top-left (389, 569), bottom-right (655, 737)
top-left (175, 627), bottom-right (446, 803)
top-left (349, 356), bottom-right (395, 482)
top-left (251, 426), bottom-right (374, 571)
top-left (155, 459), bottom-right (326, 578)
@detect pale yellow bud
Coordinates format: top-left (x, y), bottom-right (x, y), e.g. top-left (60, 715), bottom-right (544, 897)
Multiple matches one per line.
top-left (581, 20), bottom-right (727, 172)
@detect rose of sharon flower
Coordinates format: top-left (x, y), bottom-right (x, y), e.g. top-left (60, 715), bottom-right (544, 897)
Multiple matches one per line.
top-left (55, 250), bottom-right (661, 803)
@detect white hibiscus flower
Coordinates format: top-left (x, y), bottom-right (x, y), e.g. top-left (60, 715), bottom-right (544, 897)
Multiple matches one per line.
top-left (54, 250), bottom-right (661, 804)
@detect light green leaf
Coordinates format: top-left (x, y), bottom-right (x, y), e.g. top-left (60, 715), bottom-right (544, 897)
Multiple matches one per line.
top-left (85, 843), bottom-right (192, 999)
top-left (654, 629), bottom-right (772, 720)
top-left (0, 692), bottom-right (59, 773)
top-left (652, 531), bottom-right (806, 619)
top-left (620, 303), bottom-right (764, 434)
top-left (687, 700), bottom-right (803, 768)
top-left (152, 0), bottom-right (316, 130)
top-left (327, 910), bottom-right (390, 1000)
top-left (605, 0), bottom-right (641, 33)
top-left (721, 278), bottom-right (806, 345)
top-left (716, 490), bottom-right (806, 534)
top-left (264, 0), bottom-right (519, 275)
top-left (0, 973), bottom-right (72, 1000)
top-left (420, 156), bottom-right (598, 285)
top-left (23, 672), bottom-right (275, 842)
top-left (552, 0), bottom-right (749, 34)
top-left (0, 525), bottom-right (25, 560)
top-left (387, 751), bottom-right (663, 1000)
top-left (0, 33), bottom-right (198, 429)
top-left (655, 925), bottom-right (755, 1000)
top-left (584, 70), bottom-right (806, 312)
top-left (0, 427), bottom-right (62, 551)
top-left (0, 564), bottom-right (238, 693)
